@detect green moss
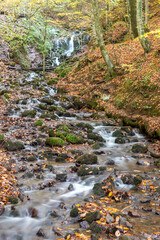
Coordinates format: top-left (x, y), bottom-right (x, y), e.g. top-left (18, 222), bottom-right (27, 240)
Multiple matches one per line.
top-left (48, 105), bottom-right (57, 111)
top-left (5, 140), bottom-right (24, 151)
top-left (76, 153), bottom-right (98, 165)
top-left (70, 207), bottom-right (79, 217)
top-left (57, 124), bottom-right (69, 132)
top-left (35, 120), bottom-right (43, 126)
top-left (49, 129), bottom-right (55, 137)
top-left (4, 93), bottom-right (10, 99)
top-left (66, 134), bottom-right (84, 144)
top-left (56, 131), bottom-right (65, 140)
top-left (0, 134), bottom-right (4, 144)
top-left (38, 104), bottom-right (47, 110)
top-left (46, 137), bottom-right (65, 147)
top-left (85, 211), bottom-right (101, 223)
top-left (22, 110), bottom-right (36, 118)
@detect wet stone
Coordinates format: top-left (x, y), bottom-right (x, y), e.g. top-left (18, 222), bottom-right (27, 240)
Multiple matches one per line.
top-left (85, 211), bottom-right (101, 223)
top-left (5, 140), bottom-right (24, 151)
top-left (106, 159), bottom-right (115, 165)
top-left (132, 144), bottom-right (148, 153)
top-left (115, 137), bottom-right (126, 144)
top-left (56, 173), bottom-right (67, 182)
top-left (36, 228), bottom-right (46, 238)
top-left (112, 129), bottom-right (124, 137)
top-left (80, 221), bottom-right (89, 229)
top-left (70, 207), bottom-right (79, 217)
top-left (76, 153), bottom-right (98, 165)
top-left (136, 160), bottom-right (150, 166)
top-left (68, 184), bottom-right (74, 191)
top-left (90, 221), bottom-right (105, 233)
top-left (28, 207), bottom-right (38, 218)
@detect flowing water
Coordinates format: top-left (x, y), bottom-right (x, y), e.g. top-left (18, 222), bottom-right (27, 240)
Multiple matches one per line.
top-left (0, 72), bottom-right (159, 240)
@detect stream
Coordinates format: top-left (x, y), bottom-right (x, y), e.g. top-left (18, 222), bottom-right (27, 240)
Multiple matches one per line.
top-left (0, 72), bottom-right (159, 240)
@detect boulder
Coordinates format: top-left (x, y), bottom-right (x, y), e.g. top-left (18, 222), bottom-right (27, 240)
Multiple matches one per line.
top-left (132, 144), bottom-right (148, 153)
top-left (5, 140), bottom-right (24, 151)
top-left (76, 153), bottom-right (98, 165)
top-left (46, 137), bottom-right (65, 147)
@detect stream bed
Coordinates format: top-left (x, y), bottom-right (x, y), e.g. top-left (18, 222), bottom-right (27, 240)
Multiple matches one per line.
top-left (0, 72), bottom-right (159, 240)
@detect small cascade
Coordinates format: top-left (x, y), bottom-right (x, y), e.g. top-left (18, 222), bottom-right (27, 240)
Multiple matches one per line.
top-left (49, 31), bottom-right (90, 66)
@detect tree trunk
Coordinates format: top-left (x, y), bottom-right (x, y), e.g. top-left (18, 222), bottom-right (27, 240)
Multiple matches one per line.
top-left (145, 0), bottom-right (149, 27)
top-left (128, 0), bottom-right (138, 38)
top-left (91, 0), bottom-right (115, 75)
top-left (136, 0), bottom-right (151, 53)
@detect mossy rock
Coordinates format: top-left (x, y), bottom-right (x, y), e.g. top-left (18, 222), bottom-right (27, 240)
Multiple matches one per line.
top-left (41, 97), bottom-right (54, 105)
top-left (5, 140), bottom-right (24, 151)
top-left (133, 176), bottom-right (142, 185)
top-left (35, 120), bottom-right (43, 126)
top-left (76, 153), bottom-right (98, 165)
top-left (22, 110), bottom-right (36, 118)
top-left (57, 124), bottom-right (69, 132)
top-left (93, 183), bottom-right (105, 196)
top-left (112, 129), bottom-right (124, 137)
top-left (76, 122), bottom-right (94, 131)
top-left (27, 156), bottom-right (37, 162)
top-left (66, 134), bottom-right (84, 144)
top-left (87, 133), bottom-right (105, 142)
top-left (92, 142), bottom-right (105, 149)
top-left (132, 144), bottom-right (148, 153)
top-left (40, 113), bottom-right (52, 119)
top-left (154, 159), bottom-right (160, 168)
top-left (0, 134), bottom-right (4, 144)
top-left (56, 131), bottom-right (65, 140)
top-left (85, 211), bottom-right (101, 223)
top-left (70, 207), bottom-right (79, 217)
top-left (56, 173), bottom-right (67, 182)
top-left (90, 222), bottom-right (105, 233)
top-left (38, 150), bottom-right (53, 161)
top-left (115, 137), bottom-right (126, 144)
top-left (77, 165), bottom-right (106, 176)
top-left (46, 137), bottom-right (65, 147)
top-left (72, 97), bottom-right (84, 110)
top-left (123, 118), bottom-right (138, 127)
top-left (121, 126), bottom-right (135, 136)
top-left (49, 129), bottom-right (55, 137)
top-left (48, 105), bottom-right (57, 111)
top-left (38, 104), bottom-right (47, 110)
top-left (7, 196), bottom-right (18, 204)
top-left (55, 153), bottom-right (68, 163)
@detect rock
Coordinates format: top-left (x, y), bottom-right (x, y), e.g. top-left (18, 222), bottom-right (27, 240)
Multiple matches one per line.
top-left (89, 222), bottom-right (105, 233)
top-left (70, 207), bottom-right (79, 217)
top-left (38, 104), bottom-right (47, 110)
top-left (49, 129), bottom-right (54, 137)
top-left (39, 150), bottom-right (56, 160)
top-left (80, 221), bottom-right (89, 229)
top-left (41, 97), bottom-right (54, 105)
top-left (36, 228), bottom-right (46, 238)
top-left (136, 160), bottom-right (150, 166)
top-left (76, 153), bottom-right (98, 165)
top-left (57, 124), bottom-right (69, 132)
top-left (50, 211), bottom-right (59, 218)
top-left (150, 151), bottom-right (160, 158)
top-left (77, 165), bottom-right (106, 176)
top-left (28, 207), bottom-right (38, 218)
top-left (87, 133), bottom-right (105, 142)
top-left (22, 110), bottom-right (36, 118)
top-left (0, 134), bottom-right (4, 144)
top-left (85, 211), bottom-right (101, 223)
top-left (93, 183), bottom-right (105, 196)
top-left (55, 153), bottom-right (68, 163)
top-left (69, 215), bottom-right (82, 224)
top-left (48, 105), bottom-right (57, 111)
top-left (121, 174), bottom-right (142, 185)
top-left (102, 119), bottom-right (116, 126)
top-left (0, 204), bottom-right (5, 215)
top-left (128, 210), bottom-right (141, 217)
top-left (46, 137), bottom-right (65, 147)
top-left (92, 142), bottom-right (105, 150)
top-left (115, 137), bottom-right (126, 144)
top-left (112, 129), bottom-right (124, 137)
top-left (106, 160), bottom-right (115, 165)
top-left (106, 213), bottom-right (114, 223)
top-left (91, 234), bottom-right (99, 240)
top-left (5, 140), bottom-right (24, 151)
top-left (76, 122), bottom-right (94, 131)
top-left (68, 184), bottom-right (74, 191)
top-left (140, 198), bottom-right (151, 203)
top-left (121, 126), bottom-right (135, 136)
top-left (154, 159), bottom-right (160, 168)
top-left (132, 144), bottom-right (148, 153)
top-left (52, 227), bottom-right (63, 236)
top-left (27, 156), bottom-right (37, 162)
top-left (66, 134), bottom-right (84, 144)
top-left (30, 139), bottom-right (42, 146)
top-left (72, 97), bottom-right (84, 110)
top-left (56, 173), bottom-right (67, 182)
